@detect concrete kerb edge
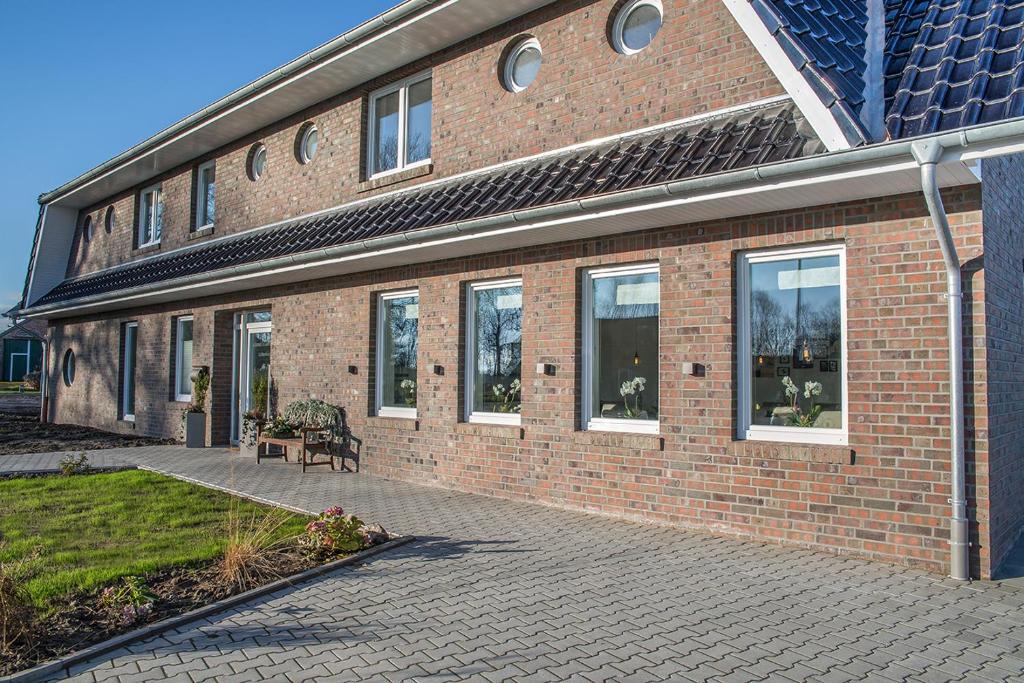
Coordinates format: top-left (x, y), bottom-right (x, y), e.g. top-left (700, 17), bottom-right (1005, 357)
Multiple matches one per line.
top-left (6, 535), bottom-right (416, 683)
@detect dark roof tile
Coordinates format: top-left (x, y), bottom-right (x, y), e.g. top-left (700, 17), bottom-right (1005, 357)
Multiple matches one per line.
top-left (36, 103), bottom-right (819, 308)
top-left (885, 0), bottom-right (1024, 137)
top-left (748, 0), bottom-right (870, 144)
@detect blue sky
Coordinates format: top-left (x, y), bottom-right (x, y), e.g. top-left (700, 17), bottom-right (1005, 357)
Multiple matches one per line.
top-left (0, 0), bottom-right (396, 330)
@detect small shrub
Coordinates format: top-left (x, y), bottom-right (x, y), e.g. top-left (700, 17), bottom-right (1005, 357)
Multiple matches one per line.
top-left (219, 505), bottom-right (294, 591)
top-left (58, 453), bottom-right (90, 476)
top-left (189, 368), bottom-right (210, 414)
top-left (100, 576), bottom-right (156, 627)
top-left (21, 371), bottom-right (40, 391)
top-left (299, 506), bottom-right (389, 557)
top-left (0, 546), bottom-right (36, 654)
top-left (262, 415), bottom-right (299, 438)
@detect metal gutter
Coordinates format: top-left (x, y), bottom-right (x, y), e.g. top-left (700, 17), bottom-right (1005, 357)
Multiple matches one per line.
top-left (912, 138), bottom-right (970, 581)
top-left (37, 0), bottom-right (441, 206)
top-left (19, 114), bottom-right (1024, 319)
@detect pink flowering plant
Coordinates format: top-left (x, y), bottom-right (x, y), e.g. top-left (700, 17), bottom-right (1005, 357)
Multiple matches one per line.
top-left (299, 506), bottom-right (388, 556)
top-left (100, 576), bottom-right (156, 627)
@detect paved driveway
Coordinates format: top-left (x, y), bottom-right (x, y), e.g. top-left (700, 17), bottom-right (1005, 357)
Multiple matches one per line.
top-left (9, 447), bottom-right (1024, 682)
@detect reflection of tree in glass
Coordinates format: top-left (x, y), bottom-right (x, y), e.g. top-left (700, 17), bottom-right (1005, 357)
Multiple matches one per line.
top-left (804, 297), bottom-right (841, 347)
top-left (377, 134), bottom-right (399, 172)
top-left (406, 131), bottom-right (430, 164)
top-left (752, 292), bottom-right (841, 359)
top-left (476, 289), bottom-right (522, 377)
top-left (751, 290), bottom-right (796, 358)
top-left (388, 303), bottom-right (418, 370)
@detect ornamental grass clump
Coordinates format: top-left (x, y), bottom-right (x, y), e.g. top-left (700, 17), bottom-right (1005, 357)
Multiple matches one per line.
top-left (219, 504), bottom-right (295, 592)
top-left (0, 546), bottom-right (36, 655)
top-left (299, 507), bottom-right (388, 557)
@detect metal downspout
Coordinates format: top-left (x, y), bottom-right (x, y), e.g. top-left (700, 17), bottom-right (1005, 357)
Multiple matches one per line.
top-left (39, 337), bottom-right (49, 424)
top-left (911, 139), bottom-right (970, 581)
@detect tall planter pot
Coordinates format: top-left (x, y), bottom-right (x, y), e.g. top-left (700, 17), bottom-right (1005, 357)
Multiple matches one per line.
top-left (240, 418), bottom-right (262, 458)
top-left (184, 412), bottom-right (207, 448)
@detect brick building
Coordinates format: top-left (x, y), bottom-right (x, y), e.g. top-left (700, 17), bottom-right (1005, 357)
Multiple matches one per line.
top-left (15, 0), bottom-right (1024, 579)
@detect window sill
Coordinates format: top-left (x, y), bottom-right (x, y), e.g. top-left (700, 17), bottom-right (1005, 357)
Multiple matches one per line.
top-left (377, 406), bottom-right (417, 419)
top-left (134, 242), bottom-right (161, 255)
top-left (455, 421), bottom-right (524, 439)
top-left (732, 440), bottom-right (853, 465)
top-left (368, 414), bottom-right (419, 431)
top-left (360, 163), bottom-right (433, 193)
top-left (189, 226), bottom-right (214, 240)
top-left (468, 413), bottom-right (521, 427)
top-left (574, 429), bottom-right (662, 451)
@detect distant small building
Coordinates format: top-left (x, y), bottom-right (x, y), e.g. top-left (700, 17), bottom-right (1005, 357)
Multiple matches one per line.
top-left (1, 319), bottom-right (44, 382)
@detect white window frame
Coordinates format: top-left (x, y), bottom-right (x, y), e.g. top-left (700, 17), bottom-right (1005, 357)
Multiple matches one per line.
top-left (137, 183), bottom-right (162, 248)
top-left (299, 124), bottom-right (318, 164)
top-left (581, 263), bottom-right (660, 435)
top-left (611, 0), bottom-right (664, 55)
top-left (122, 322), bottom-right (138, 422)
top-left (465, 278), bottom-right (523, 426)
top-left (249, 144), bottom-right (267, 181)
top-left (174, 316), bottom-right (194, 402)
top-left (62, 349), bottom-right (75, 387)
top-left (194, 160), bottom-right (215, 230)
top-left (82, 215), bottom-right (93, 243)
top-left (367, 71), bottom-right (432, 180)
top-left (376, 289), bottom-right (420, 419)
top-left (737, 243), bottom-right (849, 446)
top-left (503, 37), bottom-right (542, 93)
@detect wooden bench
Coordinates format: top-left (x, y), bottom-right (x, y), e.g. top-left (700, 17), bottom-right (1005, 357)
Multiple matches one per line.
top-left (257, 427), bottom-right (361, 473)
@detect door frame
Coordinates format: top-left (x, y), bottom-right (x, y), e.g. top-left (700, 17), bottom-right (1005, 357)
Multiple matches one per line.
top-left (230, 312), bottom-right (272, 444)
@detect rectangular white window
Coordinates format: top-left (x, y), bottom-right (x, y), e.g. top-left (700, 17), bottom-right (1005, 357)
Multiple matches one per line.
top-left (138, 183), bottom-right (163, 248)
top-left (466, 279), bottom-right (523, 425)
top-left (738, 244), bottom-right (848, 445)
top-left (175, 316), bottom-right (194, 402)
top-left (582, 264), bottom-right (660, 434)
top-left (195, 161), bottom-right (215, 230)
top-left (122, 322), bottom-right (138, 421)
top-left (376, 290), bottom-right (419, 418)
top-left (368, 72), bottom-right (432, 178)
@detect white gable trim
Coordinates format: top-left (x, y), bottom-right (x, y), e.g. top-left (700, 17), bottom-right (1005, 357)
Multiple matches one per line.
top-left (721, 0), bottom-right (855, 151)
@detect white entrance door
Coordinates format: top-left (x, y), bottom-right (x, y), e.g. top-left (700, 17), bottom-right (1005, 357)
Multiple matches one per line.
top-left (230, 312), bottom-right (272, 443)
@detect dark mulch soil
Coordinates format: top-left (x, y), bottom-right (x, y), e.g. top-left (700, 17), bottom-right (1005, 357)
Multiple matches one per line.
top-left (1, 549), bottom-right (322, 676)
top-left (0, 410), bottom-right (176, 456)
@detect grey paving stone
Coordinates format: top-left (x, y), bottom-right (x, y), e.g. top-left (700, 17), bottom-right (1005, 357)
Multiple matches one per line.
top-left (10, 445), bottom-right (1024, 683)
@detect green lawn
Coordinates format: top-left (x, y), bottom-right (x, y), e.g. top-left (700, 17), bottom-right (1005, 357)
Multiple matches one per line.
top-left (0, 381), bottom-right (38, 394)
top-left (0, 470), bottom-right (309, 607)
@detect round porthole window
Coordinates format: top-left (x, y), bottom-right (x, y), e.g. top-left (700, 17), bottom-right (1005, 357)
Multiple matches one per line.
top-left (248, 143), bottom-right (267, 181)
top-left (612, 0), bottom-right (663, 55)
top-left (503, 37), bottom-right (542, 93)
top-left (298, 124), bottom-right (319, 164)
top-left (105, 206), bottom-right (116, 233)
top-left (82, 215), bottom-right (93, 243)
top-left (62, 349), bottom-right (76, 387)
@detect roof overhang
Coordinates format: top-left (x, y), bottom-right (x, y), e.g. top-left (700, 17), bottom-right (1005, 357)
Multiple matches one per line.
top-left (39, 0), bottom-right (558, 211)
top-left (25, 117), bottom-right (1014, 321)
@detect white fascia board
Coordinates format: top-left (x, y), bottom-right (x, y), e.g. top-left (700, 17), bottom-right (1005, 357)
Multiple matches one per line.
top-left (721, 0), bottom-right (854, 152)
top-left (24, 205), bottom-right (76, 309)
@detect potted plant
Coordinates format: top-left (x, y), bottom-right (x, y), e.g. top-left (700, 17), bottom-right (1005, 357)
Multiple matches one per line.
top-left (240, 409), bottom-right (264, 458)
top-left (183, 367), bottom-right (210, 448)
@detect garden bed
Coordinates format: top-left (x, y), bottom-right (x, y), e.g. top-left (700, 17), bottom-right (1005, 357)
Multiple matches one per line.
top-left (0, 470), bottom-right (391, 677)
top-left (0, 409), bottom-right (175, 456)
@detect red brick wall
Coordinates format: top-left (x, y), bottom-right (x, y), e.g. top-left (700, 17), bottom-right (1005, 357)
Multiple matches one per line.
top-left (64, 0), bottom-right (783, 279)
top-left (47, 188), bottom-right (998, 577)
top-left (981, 153), bottom-right (1024, 574)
